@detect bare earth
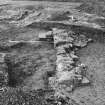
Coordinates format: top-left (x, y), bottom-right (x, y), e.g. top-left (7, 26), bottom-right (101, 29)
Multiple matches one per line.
top-left (0, 1), bottom-right (105, 105)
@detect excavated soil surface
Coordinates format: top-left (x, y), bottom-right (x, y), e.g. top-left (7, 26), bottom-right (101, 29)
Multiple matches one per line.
top-left (0, 27), bottom-right (56, 105)
top-left (0, 1), bottom-right (105, 105)
top-left (74, 42), bottom-right (105, 105)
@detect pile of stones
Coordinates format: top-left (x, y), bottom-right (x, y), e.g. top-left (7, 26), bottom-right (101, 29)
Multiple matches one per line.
top-left (49, 28), bottom-right (92, 99)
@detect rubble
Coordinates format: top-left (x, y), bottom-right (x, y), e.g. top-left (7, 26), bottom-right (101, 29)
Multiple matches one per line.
top-left (73, 34), bottom-right (91, 47)
top-left (0, 1), bottom-right (105, 105)
top-left (49, 28), bottom-right (91, 99)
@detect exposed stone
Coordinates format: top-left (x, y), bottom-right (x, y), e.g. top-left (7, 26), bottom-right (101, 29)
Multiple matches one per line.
top-left (56, 55), bottom-right (74, 64)
top-left (56, 47), bottom-right (66, 55)
top-left (39, 31), bottom-right (52, 39)
top-left (57, 71), bottom-right (75, 82)
top-left (0, 53), bottom-right (6, 63)
top-left (50, 28), bottom-right (91, 99)
top-left (70, 51), bottom-right (78, 59)
top-left (57, 62), bottom-right (73, 72)
top-left (74, 41), bottom-right (87, 47)
top-left (81, 77), bottom-right (90, 84)
top-left (73, 34), bottom-right (91, 47)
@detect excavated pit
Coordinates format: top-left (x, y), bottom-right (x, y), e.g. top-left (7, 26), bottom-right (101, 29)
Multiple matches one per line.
top-left (0, 27), bottom-right (56, 89)
top-left (2, 24), bottom-right (105, 104)
top-left (6, 42), bottom-right (56, 88)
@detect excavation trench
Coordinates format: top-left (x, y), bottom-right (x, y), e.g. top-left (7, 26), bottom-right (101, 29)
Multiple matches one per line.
top-left (0, 21), bottom-right (105, 104)
top-left (0, 27), bottom-right (56, 89)
top-left (3, 25), bottom-right (104, 87)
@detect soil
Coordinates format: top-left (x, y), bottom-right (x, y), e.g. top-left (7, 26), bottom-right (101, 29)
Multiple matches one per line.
top-left (0, 1), bottom-right (105, 105)
top-left (73, 42), bottom-right (105, 105)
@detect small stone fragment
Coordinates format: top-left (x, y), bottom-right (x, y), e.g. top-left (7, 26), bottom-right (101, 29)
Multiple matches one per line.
top-left (65, 85), bottom-right (73, 92)
top-left (88, 38), bottom-right (92, 42)
top-left (57, 71), bottom-right (74, 82)
top-left (56, 48), bottom-right (66, 55)
top-left (70, 52), bottom-right (78, 59)
top-left (74, 40), bottom-right (87, 47)
top-left (0, 53), bottom-right (6, 63)
top-left (81, 77), bottom-right (90, 84)
top-left (39, 31), bottom-right (52, 39)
